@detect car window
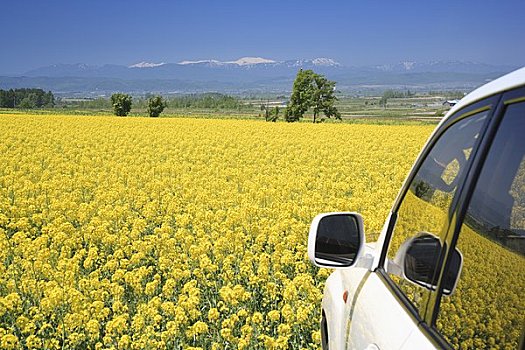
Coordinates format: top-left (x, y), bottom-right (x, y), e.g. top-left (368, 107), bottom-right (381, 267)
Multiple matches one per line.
top-left (436, 101), bottom-right (525, 349)
top-left (385, 111), bottom-right (488, 317)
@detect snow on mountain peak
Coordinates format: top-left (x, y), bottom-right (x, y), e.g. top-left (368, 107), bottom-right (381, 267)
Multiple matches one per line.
top-left (178, 57), bottom-right (276, 66)
top-left (312, 58), bottom-right (340, 66)
top-left (129, 61), bottom-right (166, 68)
top-left (176, 57), bottom-right (342, 68)
top-left (225, 57), bottom-right (276, 65)
top-left (402, 61), bottom-right (415, 70)
top-left (178, 59), bottom-right (222, 65)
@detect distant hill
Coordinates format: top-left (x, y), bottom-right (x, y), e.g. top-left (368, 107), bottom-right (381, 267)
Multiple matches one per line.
top-left (0, 57), bottom-right (518, 96)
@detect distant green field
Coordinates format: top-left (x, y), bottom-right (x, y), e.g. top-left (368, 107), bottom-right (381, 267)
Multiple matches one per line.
top-left (0, 95), bottom-right (449, 125)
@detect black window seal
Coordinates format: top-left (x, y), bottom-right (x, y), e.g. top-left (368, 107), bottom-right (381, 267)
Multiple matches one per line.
top-left (421, 101), bottom-right (500, 324)
top-left (378, 95), bottom-right (500, 272)
top-left (430, 85), bottom-right (525, 337)
top-left (373, 94), bottom-right (501, 349)
top-left (375, 85), bottom-right (525, 348)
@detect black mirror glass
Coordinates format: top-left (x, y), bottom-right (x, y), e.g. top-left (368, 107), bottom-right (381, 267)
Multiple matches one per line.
top-left (315, 214), bottom-right (361, 267)
top-left (404, 234), bottom-right (462, 295)
top-left (404, 234), bottom-right (442, 289)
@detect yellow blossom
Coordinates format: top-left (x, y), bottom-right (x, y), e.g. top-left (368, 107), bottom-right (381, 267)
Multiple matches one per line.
top-left (0, 114), bottom-right (441, 348)
top-left (1, 334), bottom-right (19, 350)
top-left (208, 308), bottom-right (220, 322)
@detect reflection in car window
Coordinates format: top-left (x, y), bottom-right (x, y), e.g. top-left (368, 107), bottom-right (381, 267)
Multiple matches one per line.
top-left (386, 111), bottom-right (488, 317)
top-left (437, 102), bottom-right (525, 349)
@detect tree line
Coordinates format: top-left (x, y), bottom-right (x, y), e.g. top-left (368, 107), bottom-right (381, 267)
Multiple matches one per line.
top-left (0, 88), bottom-right (55, 108)
top-left (1, 69), bottom-right (341, 122)
top-left (59, 93), bottom-right (245, 110)
top-left (162, 93), bottom-right (244, 109)
top-left (379, 89), bottom-right (415, 108)
top-left (107, 93), bottom-right (246, 117)
top-left (110, 93), bottom-right (168, 117)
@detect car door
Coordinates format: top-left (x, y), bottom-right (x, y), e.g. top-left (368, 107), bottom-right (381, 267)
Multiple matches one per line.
top-left (404, 87), bottom-right (525, 349)
top-left (346, 95), bottom-right (500, 350)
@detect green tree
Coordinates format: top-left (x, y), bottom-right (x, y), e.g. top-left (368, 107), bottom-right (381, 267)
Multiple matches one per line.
top-left (19, 97), bottom-right (35, 109)
top-left (0, 88), bottom-right (54, 108)
top-left (44, 91), bottom-right (55, 107)
top-left (167, 93), bottom-right (243, 110)
top-left (110, 93), bottom-right (132, 116)
top-left (261, 101), bottom-right (280, 122)
top-left (261, 102), bottom-right (270, 121)
top-left (311, 74), bottom-right (341, 123)
top-left (285, 69), bottom-right (316, 122)
top-left (285, 69), bottom-right (340, 123)
top-left (268, 106), bottom-right (279, 122)
top-left (379, 95), bottom-right (388, 109)
top-left (147, 96), bottom-right (168, 117)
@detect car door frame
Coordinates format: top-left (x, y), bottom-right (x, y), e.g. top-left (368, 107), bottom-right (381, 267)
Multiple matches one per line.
top-left (373, 92), bottom-right (503, 349)
top-left (424, 85), bottom-right (525, 348)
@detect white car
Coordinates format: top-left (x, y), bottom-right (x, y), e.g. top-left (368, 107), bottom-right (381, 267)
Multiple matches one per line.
top-left (308, 67), bottom-right (525, 350)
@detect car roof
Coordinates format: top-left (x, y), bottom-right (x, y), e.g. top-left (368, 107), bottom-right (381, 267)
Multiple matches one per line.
top-left (444, 66), bottom-right (525, 120)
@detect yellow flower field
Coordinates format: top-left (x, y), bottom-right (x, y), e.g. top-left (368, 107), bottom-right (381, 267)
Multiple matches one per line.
top-left (0, 114), bottom-right (432, 349)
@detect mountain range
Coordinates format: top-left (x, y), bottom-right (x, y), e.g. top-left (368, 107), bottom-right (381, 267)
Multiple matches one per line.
top-left (0, 57), bottom-right (519, 96)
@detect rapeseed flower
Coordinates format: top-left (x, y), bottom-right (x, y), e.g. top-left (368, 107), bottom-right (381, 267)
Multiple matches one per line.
top-left (0, 114), bottom-right (434, 349)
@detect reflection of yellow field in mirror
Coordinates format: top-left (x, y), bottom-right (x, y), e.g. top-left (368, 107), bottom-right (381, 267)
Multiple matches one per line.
top-left (0, 114), bottom-right (434, 349)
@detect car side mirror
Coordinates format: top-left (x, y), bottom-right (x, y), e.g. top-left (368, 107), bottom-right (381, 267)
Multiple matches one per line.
top-left (394, 233), bottom-right (463, 295)
top-left (308, 212), bottom-right (365, 268)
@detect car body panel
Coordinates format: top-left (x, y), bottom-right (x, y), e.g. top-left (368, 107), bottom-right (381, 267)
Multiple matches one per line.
top-left (316, 67), bottom-right (525, 350)
top-left (399, 327), bottom-right (437, 350)
top-left (345, 272), bottom-right (430, 350)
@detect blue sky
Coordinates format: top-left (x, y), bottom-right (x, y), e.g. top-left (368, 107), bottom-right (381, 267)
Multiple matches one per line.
top-left (1, 0), bottom-right (524, 73)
